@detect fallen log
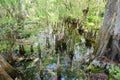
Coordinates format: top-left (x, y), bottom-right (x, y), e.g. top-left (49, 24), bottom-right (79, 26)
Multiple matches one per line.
top-left (0, 55), bottom-right (18, 79)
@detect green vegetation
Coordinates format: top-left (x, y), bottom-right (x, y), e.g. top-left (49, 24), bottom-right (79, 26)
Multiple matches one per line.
top-left (1, 0), bottom-right (120, 80)
top-left (109, 65), bottom-right (120, 80)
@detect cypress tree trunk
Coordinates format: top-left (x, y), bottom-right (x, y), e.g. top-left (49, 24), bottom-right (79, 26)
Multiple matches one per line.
top-left (94, 0), bottom-right (120, 62)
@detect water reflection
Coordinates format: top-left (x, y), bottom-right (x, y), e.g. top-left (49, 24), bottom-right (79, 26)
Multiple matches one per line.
top-left (14, 27), bottom-right (89, 80)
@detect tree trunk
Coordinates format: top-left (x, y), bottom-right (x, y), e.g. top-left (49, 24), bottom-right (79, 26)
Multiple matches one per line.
top-left (94, 0), bottom-right (119, 61)
top-left (0, 55), bottom-right (17, 80)
top-left (0, 66), bottom-right (13, 80)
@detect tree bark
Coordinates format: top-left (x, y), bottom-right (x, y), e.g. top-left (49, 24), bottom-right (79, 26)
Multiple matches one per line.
top-left (0, 66), bottom-right (13, 80)
top-left (110, 0), bottom-right (120, 61)
top-left (94, 0), bottom-right (118, 59)
top-left (0, 55), bottom-right (17, 80)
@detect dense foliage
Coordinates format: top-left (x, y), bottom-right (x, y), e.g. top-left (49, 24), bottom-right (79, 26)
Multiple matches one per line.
top-left (2, 0), bottom-right (119, 80)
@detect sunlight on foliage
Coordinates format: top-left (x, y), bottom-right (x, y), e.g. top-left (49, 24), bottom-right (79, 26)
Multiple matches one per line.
top-left (109, 65), bottom-right (120, 80)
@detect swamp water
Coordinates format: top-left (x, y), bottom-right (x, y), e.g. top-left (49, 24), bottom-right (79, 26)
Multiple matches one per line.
top-left (4, 27), bottom-right (93, 80)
